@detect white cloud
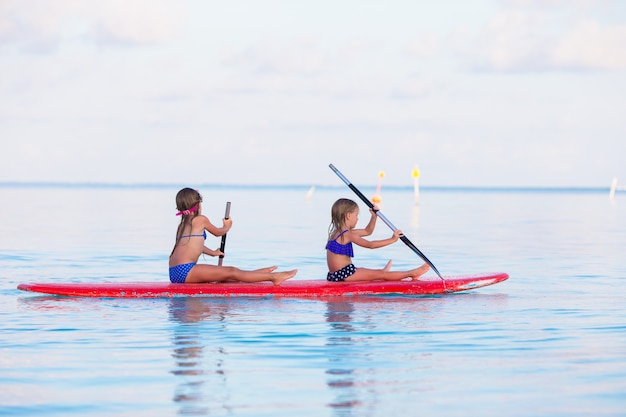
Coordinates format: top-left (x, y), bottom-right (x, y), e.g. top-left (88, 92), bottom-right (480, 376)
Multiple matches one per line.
top-left (464, 9), bottom-right (626, 72)
top-left (390, 77), bottom-right (441, 99)
top-left (222, 37), bottom-right (327, 76)
top-left (500, 0), bottom-right (612, 9)
top-left (0, 0), bottom-right (184, 52)
top-left (552, 20), bottom-right (626, 70)
top-left (405, 33), bottom-right (441, 59)
top-left (88, 0), bottom-right (185, 46)
top-left (218, 38), bottom-right (403, 99)
top-left (460, 1), bottom-right (626, 72)
top-left (463, 11), bottom-right (555, 72)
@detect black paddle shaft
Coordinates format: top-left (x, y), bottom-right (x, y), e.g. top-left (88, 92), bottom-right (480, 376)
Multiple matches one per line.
top-left (329, 164), bottom-right (443, 279)
top-left (218, 202), bottom-right (231, 266)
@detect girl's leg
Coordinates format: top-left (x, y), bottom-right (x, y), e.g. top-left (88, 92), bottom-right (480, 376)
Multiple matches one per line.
top-left (213, 266), bottom-right (279, 283)
top-left (345, 262), bottom-right (429, 282)
top-left (253, 266), bottom-right (278, 273)
top-left (186, 264), bottom-right (296, 285)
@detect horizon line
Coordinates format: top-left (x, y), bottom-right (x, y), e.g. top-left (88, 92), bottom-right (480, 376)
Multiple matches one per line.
top-left (0, 181), bottom-right (616, 193)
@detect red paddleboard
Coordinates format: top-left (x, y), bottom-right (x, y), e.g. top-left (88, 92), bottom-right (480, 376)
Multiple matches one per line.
top-left (17, 273), bottom-right (508, 298)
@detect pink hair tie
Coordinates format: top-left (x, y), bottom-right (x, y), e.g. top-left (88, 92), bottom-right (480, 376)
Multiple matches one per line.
top-left (176, 203), bottom-right (198, 216)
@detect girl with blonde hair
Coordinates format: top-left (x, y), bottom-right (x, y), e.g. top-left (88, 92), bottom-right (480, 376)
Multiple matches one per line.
top-left (326, 198), bottom-right (429, 282)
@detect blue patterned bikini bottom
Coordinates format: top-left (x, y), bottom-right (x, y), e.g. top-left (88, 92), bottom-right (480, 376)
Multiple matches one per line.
top-left (169, 262), bottom-right (196, 283)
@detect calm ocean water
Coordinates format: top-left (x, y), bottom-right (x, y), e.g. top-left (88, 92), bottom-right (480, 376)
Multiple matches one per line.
top-left (1, 184), bottom-right (625, 416)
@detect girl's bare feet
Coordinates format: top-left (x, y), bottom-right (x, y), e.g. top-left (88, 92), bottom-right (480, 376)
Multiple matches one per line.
top-left (271, 270), bottom-right (297, 286)
top-left (410, 263), bottom-right (430, 281)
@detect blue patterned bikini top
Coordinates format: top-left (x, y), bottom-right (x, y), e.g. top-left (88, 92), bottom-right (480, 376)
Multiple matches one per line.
top-left (179, 230), bottom-right (207, 240)
top-left (326, 230), bottom-right (354, 257)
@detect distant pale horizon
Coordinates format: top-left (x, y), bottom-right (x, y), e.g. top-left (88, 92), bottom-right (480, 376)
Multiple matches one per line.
top-left (0, 179), bottom-right (620, 193)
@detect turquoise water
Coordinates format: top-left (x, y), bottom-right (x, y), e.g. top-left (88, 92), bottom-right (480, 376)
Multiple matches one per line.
top-left (1, 185), bottom-right (625, 416)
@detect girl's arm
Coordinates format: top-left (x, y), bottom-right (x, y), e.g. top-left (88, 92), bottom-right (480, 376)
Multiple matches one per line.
top-left (350, 229), bottom-right (402, 249)
top-left (203, 247), bottom-right (223, 257)
top-left (199, 215), bottom-right (232, 237)
top-left (354, 207), bottom-right (378, 237)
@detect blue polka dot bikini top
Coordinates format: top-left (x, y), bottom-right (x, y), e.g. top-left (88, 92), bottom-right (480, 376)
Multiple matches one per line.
top-left (326, 230), bottom-right (354, 257)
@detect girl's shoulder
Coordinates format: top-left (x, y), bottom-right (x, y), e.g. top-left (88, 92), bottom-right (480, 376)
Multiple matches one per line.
top-left (331, 229), bottom-right (352, 241)
top-left (191, 214), bottom-right (210, 226)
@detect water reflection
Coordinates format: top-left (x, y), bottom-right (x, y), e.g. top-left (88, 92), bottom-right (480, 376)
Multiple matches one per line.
top-left (411, 205), bottom-right (420, 230)
top-left (324, 299), bottom-right (361, 415)
top-left (323, 296), bottom-right (434, 416)
top-left (168, 298), bottom-right (229, 416)
top-left (321, 294), bottom-right (511, 416)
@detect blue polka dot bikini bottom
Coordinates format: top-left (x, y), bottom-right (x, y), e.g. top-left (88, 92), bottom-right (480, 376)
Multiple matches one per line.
top-left (327, 263), bottom-right (356, 282)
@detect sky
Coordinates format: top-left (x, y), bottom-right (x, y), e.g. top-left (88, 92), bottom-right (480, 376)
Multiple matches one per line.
top-left (1, 0), bottom-right (625, 187)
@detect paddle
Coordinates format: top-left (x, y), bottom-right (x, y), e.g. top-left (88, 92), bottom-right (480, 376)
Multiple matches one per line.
top-left (218, 202), bottom-right (231, 266)
top-left (329, 164), bottom-right (444, 279)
